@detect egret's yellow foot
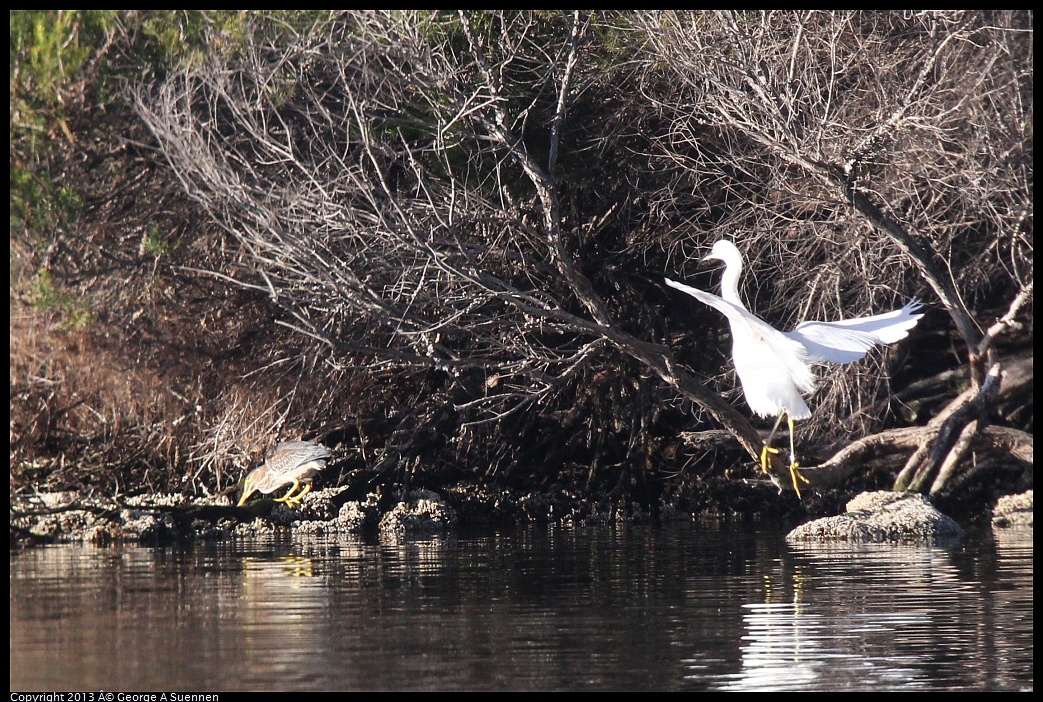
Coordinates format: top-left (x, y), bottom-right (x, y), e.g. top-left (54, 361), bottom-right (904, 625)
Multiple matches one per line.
top-left (759, 444), bottom-right (780, 474)
top-left (761, 445), bottom-right (809, 499)
top-left (788, 460), bottom-right (810, 499)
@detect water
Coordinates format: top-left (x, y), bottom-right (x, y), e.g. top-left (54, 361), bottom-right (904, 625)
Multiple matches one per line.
top-left (9, 523), bottom-right (1032, 691)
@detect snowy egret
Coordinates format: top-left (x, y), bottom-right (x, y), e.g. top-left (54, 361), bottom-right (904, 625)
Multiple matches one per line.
top-left (665, 240), bottom-right (923, 497)
top-left (237, 441), bottom-right (332, 507)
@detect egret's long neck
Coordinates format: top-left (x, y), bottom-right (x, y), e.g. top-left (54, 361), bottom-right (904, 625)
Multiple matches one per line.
top-left (719, 257), bottom-right (746, 309)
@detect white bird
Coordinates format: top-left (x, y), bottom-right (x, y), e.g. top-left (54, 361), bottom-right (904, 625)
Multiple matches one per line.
top-left (665, 239), bottom-right (923, 497)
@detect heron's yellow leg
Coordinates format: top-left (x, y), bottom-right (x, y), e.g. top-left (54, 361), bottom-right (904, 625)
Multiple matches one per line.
top-left (287, 483), bottom-right (312, 506)
top-left (274, 479), bottom-right (302, 504)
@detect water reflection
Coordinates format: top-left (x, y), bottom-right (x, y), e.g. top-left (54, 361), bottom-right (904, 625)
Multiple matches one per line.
top-left (9, 524), bottom-right (1032, 691)
top-left (718, 544), bottom-right (980, 691)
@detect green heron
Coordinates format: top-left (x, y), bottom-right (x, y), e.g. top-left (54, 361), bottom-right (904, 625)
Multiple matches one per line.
top-left (237, 441), bottom-right (332, 507)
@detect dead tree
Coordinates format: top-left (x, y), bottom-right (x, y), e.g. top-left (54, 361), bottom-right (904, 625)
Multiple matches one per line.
top-left (134, 11), bottom-right (1031, 500)
top-left (636, 10), bottom-right (1032, 496)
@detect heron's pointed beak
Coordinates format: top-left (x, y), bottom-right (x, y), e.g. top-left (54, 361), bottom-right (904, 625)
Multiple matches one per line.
top-left (237, 482), bottom-right (256, 507)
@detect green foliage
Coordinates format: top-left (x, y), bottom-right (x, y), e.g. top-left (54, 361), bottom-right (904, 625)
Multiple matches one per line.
top-left (140, 223), bottom-right (172, 258)
top-left (9, 165), bottom-right (82, 240)
top-left (9, 165), bottom-right (40, 230)
top-left (133, 10), bottom-right (335, 71)
top-left (30, 269), bottom-right (62, 311)
top-left (10, 11), bottom-right (94, 99)
top-left (10, 10), bottom-right (113, 255)
top-left (136, 10), bottom-right (246, 70)
top-left (10, 11), bottom-right (118, 144)
top-left (29, 268), bottom-right (96, 329)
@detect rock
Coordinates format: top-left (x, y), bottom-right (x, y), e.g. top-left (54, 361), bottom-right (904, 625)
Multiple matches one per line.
top-left (787, 490), bottom-right (962, 544)
top-left (991, 490), bottom-right (1032, 528)
top-left (378, 489), bottom-right (455, 535)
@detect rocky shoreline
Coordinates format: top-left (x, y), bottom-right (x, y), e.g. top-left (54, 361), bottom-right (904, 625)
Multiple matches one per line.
top-left (11, 487), bottom-right (1031, 547)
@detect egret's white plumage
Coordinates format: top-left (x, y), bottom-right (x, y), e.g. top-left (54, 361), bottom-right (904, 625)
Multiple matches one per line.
top-left (665, 239), bottom-right (923, 497)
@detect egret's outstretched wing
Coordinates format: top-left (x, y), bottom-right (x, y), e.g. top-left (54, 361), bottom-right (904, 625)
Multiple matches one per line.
top-left (666, 241), bottom-right (923, 499)
top-left (665, 277), bottom-right (816, 401)
top-left (787, 300), bottom-right (924, 363)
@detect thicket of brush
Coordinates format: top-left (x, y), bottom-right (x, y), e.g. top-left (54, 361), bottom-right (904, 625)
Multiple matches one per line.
top-left (11, 11), bottom-right (1032, 519)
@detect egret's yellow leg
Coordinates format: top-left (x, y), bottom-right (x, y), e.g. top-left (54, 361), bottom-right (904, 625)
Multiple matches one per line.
top-left (784, 414), bottom-right (810, 498)
top-left (274, 479), bottom-right (302, 505)
top-left (759, 412), bottom-right (810, 498)
top-left (759, 413), bottom-right (787, 474)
